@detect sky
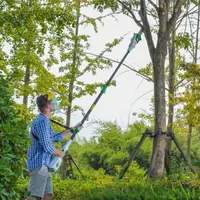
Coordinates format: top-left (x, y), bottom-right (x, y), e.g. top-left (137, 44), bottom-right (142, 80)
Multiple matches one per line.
top-left (6, 3), bottom-right (199, 142)
top-left (56, 7), bottom-right (154, 139)
top-left (7, 6), bottom-right (153, 139)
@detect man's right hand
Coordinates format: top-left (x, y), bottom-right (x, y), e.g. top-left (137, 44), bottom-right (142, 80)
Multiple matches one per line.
top-left (54, 149), bottom-right (65, 158)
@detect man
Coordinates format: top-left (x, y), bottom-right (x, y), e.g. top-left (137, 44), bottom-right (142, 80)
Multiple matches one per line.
top-left (26, 93), bottom-right (82, 200)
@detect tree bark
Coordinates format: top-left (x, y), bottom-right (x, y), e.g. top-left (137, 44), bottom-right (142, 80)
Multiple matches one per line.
top-left (165, 31), bottom-right (175, 174)
top-left (187, 124), bottom-right (192, 161)
top-left (148, 46), bottom-right (167, 178)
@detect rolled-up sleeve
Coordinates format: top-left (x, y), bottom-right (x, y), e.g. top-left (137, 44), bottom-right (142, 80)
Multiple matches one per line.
top-left (36, 119), bottom-right (56, 154)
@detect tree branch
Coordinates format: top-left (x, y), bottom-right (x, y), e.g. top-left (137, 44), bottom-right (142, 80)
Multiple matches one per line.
top-left (77, 32), bottom-right (129, 78)
top-left (86, 52), bottom-right (155, 83)
top-left (139, 0), bottom-right (155, 60)
top-left (175, 6), bottom-right (198, 31)
top-left (175, 78), bottom-right (186, 89)
top-left (80, 11), bottom-right (121, 25)
top-left (116, 0), bottom-right (144, 28)
top-left (146, 8), bottom-right (158, 19)
top-left (167, 0), bottom-right (184, 37)
top-left (148, 0), bottom-right (159, 12)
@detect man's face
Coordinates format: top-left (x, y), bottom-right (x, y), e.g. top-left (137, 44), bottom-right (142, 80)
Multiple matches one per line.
top-left (50, 102), bottom-right (56, 112)
top-left (47, 102), bottom-right (55, 113)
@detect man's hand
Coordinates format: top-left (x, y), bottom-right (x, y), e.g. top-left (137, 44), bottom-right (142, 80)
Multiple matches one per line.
top-left (62, 122), bottom-right (83, 139)
top-left (73, 122), bottom-right (83, 132)
top-left (54, 149), bottom-right (65, 158)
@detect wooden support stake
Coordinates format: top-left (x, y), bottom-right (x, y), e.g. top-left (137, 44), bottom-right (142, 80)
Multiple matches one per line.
top-left (119, 129), bottom-right (151, 179)
top-left (171, 132), bottom-right (196, 174)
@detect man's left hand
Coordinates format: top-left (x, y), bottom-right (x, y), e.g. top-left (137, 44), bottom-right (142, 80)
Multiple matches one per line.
top-left (74, 122), bottom-right (83, 132)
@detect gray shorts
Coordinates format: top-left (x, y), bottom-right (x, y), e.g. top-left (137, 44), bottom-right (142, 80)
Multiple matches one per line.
top-left (28, 165), bottom-right (53, 198)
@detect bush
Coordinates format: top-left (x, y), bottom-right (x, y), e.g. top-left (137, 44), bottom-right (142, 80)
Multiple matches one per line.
top-left (82, 184), bottom-right (200, 200)
top-left (17, 164), bottom-right (200, 200)
top-left (0, 74), bottom-right (29, 200)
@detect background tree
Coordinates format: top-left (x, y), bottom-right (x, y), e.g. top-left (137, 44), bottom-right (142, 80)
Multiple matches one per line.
top-left (0, 0), bottom-right (75, 120)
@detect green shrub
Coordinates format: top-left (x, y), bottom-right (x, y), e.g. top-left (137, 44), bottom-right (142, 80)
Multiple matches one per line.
top-left (17, 165), bottom-right (200, 200)
top-left (17, 178), bottom-right (29, 200)
top-left (81, 184), bottom-right (200, 200)
top-left (0, 74), bottom-right (29, 200)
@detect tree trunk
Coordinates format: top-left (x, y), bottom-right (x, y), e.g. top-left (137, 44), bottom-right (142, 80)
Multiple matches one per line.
top-left (187, 124), bottom-right (192, 160)
top-left (165, 32), bottom-right (175, 174)
top-left (61, 0), bottom-right (80, 180)
top-left (61, 84), bottom-right (74, 180)
top-left (148, 44), bottom-right (167, 178)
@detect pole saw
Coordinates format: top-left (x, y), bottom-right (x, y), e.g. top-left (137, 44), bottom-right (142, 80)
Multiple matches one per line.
top-left (48, 29), bottom-right (143, 172)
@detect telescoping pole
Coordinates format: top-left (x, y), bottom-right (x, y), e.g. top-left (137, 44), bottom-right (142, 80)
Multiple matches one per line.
top-left (49, 29), bottom-right (143, 172)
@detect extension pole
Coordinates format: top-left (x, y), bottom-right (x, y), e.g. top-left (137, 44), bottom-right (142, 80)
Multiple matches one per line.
top-left (71, 28), bottom-right (143, 140)
top-left (50, 119), bottom-right (72, 131)
top-left (49, 29), bottom-right (143, 172)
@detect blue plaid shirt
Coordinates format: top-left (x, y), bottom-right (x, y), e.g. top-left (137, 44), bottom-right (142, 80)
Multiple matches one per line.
top-left (27, 113), bottom-right (64, 172)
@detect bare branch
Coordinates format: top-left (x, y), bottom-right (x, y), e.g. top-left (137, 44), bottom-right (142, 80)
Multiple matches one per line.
top-left (188, 15), bottom-right (195, 58)
top-left (86, 52), bottom-right (155, 83)
top-left (148, 0), bottom-right (158, 12)
top-left (146, 8), bottom-right (158, 19)
top-left (80, 11), bottom-right (121, 25)
top-left (176, 80), bottom-right (191, 89)
top-left (139, 0), bottom-right (155, 59)
top-left (167, 0), bottom-right (184, 36)
top-left (175, 78), bottom-right (186, 89)
top-left (175, 6), bottom-right (198, 31)
top-left (116, 0), bottom-right (144, 28)
top-left (145, 5), bottom-right (159, 26)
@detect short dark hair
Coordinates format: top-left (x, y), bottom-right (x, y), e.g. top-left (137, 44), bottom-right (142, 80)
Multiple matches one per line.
top-left (36, 94), bottom-right (50, 112)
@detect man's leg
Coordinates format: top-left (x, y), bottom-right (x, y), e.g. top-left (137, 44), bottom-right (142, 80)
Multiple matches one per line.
top-left (42, 172), bottom-right (53, 200)
top-left (28, 166), bottom-right (49, 199)
top-left (42, 194), bottom-right (53, 200)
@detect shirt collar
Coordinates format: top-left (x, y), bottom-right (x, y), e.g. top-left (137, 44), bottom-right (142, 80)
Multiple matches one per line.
top-left (40, 113), bottom-right (49, 118)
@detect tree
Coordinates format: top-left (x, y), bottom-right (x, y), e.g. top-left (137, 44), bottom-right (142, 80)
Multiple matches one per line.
top-left (0, 0), bottom-right (75, 120)
top-left (183, 5), bottom-right (200, 160)
top-left (170, 6), bottom-right (200, 161)
top-left (92, 0), bottom-right (190, 178)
